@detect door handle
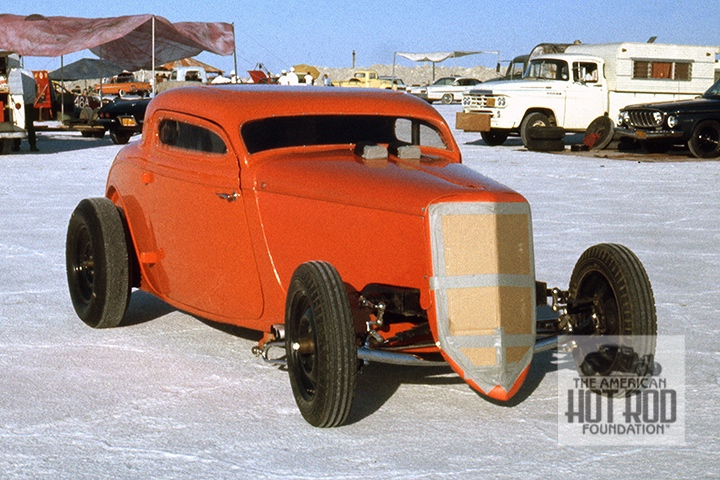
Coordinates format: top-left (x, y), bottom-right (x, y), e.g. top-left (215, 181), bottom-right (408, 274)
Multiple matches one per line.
top-left (216, 191), bottom-right (239, 202)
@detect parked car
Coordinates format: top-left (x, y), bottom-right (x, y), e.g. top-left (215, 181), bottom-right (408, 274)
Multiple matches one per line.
top-left (93, 71), bottom-right (151, 97)
top-left (66, 85), bottom-right (657, 427)
top-left (378, 75), bottom-right (407, 91)
top-left (407, 76), bottom-right (481, 104)
top-left (616, 77), bottom-right (720, 158)
top-left (93, 97), bottom-right (150, 144)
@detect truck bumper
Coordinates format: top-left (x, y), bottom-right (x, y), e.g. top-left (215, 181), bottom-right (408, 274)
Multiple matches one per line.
top-left (456, 111), bottom-right (492, 132)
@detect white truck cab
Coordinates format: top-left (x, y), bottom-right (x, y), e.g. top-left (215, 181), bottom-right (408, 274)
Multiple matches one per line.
top-left (0, 52), bottom-right (28, 152)
top-left (457, 42), bottom-right (720, 147)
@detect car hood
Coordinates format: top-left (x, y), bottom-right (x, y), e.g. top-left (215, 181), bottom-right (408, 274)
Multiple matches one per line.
top-left (623, 96), bottom-right (719, 114)
top-left (248, 148), bottom-right (525, 216)
top-left (467, 79), bottom-right (561, 95)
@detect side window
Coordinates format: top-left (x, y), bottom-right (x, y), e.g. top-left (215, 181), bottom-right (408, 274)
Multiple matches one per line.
top-left (573, 62), bottom-right (599, 83)
top-left (158, 119), bottom-right (227, 154)
top-left (394, 118), bottom-right (446, 149)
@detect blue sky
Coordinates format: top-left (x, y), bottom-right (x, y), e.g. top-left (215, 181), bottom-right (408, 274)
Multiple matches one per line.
top-left (11, 0), bottom-right (716, 76)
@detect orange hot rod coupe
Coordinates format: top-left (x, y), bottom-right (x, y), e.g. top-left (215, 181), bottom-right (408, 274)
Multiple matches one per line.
top-left (66, 86), bottom-right (657, 427)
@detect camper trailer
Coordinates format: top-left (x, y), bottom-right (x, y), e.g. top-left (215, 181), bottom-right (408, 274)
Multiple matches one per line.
top-left (457, 42), bottom-right (720, 147)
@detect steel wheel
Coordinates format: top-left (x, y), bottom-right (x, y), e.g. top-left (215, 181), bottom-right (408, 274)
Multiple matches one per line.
top-left (440, 93), bottom-right (454, 104)
top-left (568, 244), bottom-right (657, 395)
top-left (285, 261), bottom-right (357, 427)
top-left (520, 112), bottom-right (550, 147)
top-left (66, 197), bottom-right (132, 328)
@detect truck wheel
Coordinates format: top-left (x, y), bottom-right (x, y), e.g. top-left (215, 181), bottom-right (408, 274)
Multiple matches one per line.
top-left (584, 116), bottom-right (615, 150)
top-left (480, 130), bottom-right (509, 146)
top-left (688, 119), bottom-right (720, 158)
top-left (285, 261), bottom-right (357, 427)
top-left (441, 93), bottom-right (454, 104)
top-left (66, 198), bottom-right (132, 328)
top-left (110, 131), bottom-right (132, 145)
top-left (520, 112), bottom-right (550, 147)
top-left (568, 244), bottom-right (657, 395)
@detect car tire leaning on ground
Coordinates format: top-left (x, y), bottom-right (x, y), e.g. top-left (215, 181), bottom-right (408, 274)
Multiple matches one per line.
top-left (520, 112), bottom-right (550, 147)
top-left (584, 116), bottom-right (615, 150)
top-left (568, 243), bottom-right (657, 396)
top-left (688, 119), bottom-right (720, 158)
top-left (66, 197), bottom-right (132, 329)
top-left (285, 261), bottom-right (358, 428)
top-left (527, 126), bottom-right (565, 141)
top-left (441, 93), bottom-right (454, 104)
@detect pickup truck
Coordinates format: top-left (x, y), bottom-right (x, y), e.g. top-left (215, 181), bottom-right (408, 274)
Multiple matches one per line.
top-left (335, 70), bottom-right (398, 89)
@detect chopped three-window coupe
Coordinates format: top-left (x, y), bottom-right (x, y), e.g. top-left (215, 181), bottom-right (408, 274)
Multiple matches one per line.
top-left (66, 86), bottom-right (657, 427)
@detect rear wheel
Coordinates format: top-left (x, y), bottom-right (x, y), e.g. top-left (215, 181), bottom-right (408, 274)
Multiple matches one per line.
top-left (520, 112), bottom-right (550, 147)
top-left (285, 261), bottom-right (357, 427)
top-left (568, 244), bottom-right (657, 395)
top-left (688, 120), bottom-right (720, 158)
top-left (66, 197), bottom-right (132, 328)
top-left (110, 130), bottom-right (132, 145)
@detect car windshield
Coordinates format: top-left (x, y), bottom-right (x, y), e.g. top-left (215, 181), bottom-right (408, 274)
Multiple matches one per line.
top-left (241, 115), bottom-right (447, 154)
top-left (524, 59), bottom-right (569, 81)
top-left (703, 79), bottom-right (720, 98)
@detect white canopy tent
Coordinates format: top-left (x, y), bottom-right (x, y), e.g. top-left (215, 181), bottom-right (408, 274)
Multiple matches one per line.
top-left (393, 50), bottom-right (500, 82)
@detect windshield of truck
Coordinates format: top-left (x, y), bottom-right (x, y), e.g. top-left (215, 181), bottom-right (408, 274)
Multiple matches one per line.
top-left (524, 59), bottom-right (569, 81)
top-left (241, 115), bottom-right (448, 154)
top-left (703, 78), bottom-right (720, 98)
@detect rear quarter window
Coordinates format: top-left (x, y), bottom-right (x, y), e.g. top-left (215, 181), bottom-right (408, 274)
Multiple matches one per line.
top-left (158, 119), bottom-right (228, 154)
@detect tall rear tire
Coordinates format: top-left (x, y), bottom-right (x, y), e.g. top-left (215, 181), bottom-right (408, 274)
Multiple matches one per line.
top-left (66, 197), bottom-right (132, 328)
top-left (285, 261), bottom-right (357, 427)
top-left (568, 243), bottom-right (657, 395)
top-left (481, 130), bottom-right (509, 146)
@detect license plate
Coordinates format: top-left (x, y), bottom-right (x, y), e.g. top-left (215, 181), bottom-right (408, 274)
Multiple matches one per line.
top-left (119, 116), bottom-right (137, 127)
top-left (636, 130), bottom-right (647, 139)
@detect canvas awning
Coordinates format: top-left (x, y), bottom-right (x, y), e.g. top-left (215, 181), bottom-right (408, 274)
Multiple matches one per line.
top-left (393, 50), bottom-right (500, 81)
top-left (0, 14), bottom-right (235, 71)
top-left (48, 58), bottom-right (126, 81)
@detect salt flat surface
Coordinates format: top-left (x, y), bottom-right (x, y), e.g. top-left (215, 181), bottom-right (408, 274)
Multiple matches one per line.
top-left (0, 104), bottom-right (718, 478)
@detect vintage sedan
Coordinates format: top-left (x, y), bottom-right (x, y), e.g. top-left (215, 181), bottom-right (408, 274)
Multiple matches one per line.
top-left (616, 77), bottom-right (720, 158)
top-left (407, 76), bottom-right (482, 104)
top-left (94, 97), bottom-right (151, 144)
top-left (66, 86), bottom-right (657, 427)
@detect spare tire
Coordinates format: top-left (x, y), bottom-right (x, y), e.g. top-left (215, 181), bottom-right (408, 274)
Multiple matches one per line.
top-left (584, 116), bottom-right (615, 150)
top-left (528, 125), bottom-right (565, 140)
top-left (526, 138), bottom-right (565, 152)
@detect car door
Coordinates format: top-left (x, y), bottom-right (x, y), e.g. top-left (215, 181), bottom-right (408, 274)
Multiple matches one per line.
top-left (142, 110), bottom-right (263, 321)
top-left (564, 61), bottom-right (605, 129)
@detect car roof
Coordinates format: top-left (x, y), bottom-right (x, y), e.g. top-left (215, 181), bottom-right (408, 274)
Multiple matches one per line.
top-left (149, 85), bottom-right (446, 125)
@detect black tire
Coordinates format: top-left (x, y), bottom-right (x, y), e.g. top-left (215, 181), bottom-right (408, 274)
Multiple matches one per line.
top-left (688, 119), bottom-right (720, 158)
top-left (528, 125), bottom-right (565, 141)
top-left (568, 244), bottom-right (657, 395)
top-left (285, 261), bottom-right (357, 427)
top-left (440, 93), bottom-right (454, 104)
top-left (480, 130), bottom-right (509, 146)
top-left (526, 138), bottom-right (565, 152)
top-left (520, 112), bottom-right (550, 147)
top-left (583, 116), bottom-right (615, 150)
top-left (66, 197), bottom-right (132, 328)
top-left (110, 130), bottom-right (132, 145)
top-left (641, 140), bottom-right (672, 154)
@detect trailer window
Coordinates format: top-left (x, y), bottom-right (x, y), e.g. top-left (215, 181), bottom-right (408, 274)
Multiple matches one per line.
top-left (633, 60), bottom-right (692, 81)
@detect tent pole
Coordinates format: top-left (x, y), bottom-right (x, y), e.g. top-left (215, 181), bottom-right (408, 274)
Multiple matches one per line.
top-left (60, 55), bottom-right (65, 121)
top-left (392, 52), bottom-right (396, 81)
top-left (232, 23), bottom-right (238, 83)
top-left (151, 15), bottom-right (156, 95)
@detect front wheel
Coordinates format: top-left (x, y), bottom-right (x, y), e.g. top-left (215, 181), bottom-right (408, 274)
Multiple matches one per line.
top-left (568, 244), bottom-right (657, 394)
top-left (440, 93), bottom-right (454, 104)
top-left (66, 197), bottom-right (132, 328)
top-left (285, 261), bottom-right (357, 427)
top-left (688, 119), bottom-right (720, 158)
top-left (481, 130), bottom-right (509, 146)
top-left (520, 112), bottom-right (550, 147)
